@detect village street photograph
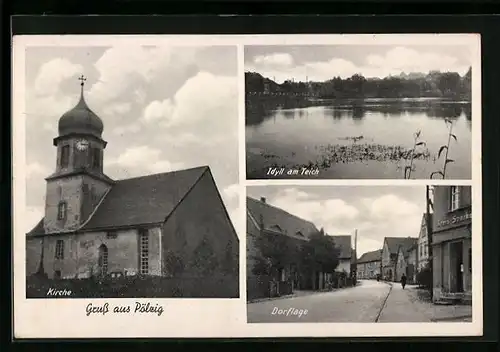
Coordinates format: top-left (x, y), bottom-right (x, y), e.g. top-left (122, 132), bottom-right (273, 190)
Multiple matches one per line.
top-left (245, 43), bottom-right (475, 180)
top-left (21, 44), bottom-right (240, 299)
top-left (246, 185), bottom-right (473, 323)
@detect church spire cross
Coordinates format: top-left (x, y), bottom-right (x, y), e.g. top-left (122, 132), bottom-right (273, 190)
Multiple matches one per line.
top-left (78, 75), bottom-right (87, 96)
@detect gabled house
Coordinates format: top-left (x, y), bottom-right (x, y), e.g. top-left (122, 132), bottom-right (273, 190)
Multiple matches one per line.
top-left (246, 196), bottom-right (320, 298)
top-left (417, 213), bottom-right (433, 271)
top-left (382, 237), bottom-right (418, 282)
top-left (357, 250), bottom-right (382, 279)
top-left (331, 235), bottom-right (353, 274)
top-left (395, 238), bottom-right (418, 283)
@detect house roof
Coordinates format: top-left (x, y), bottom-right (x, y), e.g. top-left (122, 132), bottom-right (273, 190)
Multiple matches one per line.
top-left (27, 166), bottom-right (210, 236)
top-left (330, 235), bottom-right (352, 259)
top-left (246, 197), bottom-right (319, 240)
top-left (358, 249), bottom-right (382, 263)
top-left (385, 237), bottom-right (418, 255)
top-left (396, 238), bottom-right (418, 258)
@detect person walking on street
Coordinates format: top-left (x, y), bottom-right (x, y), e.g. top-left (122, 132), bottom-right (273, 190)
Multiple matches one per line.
top-left (401, 273), bottom-right (407, 289)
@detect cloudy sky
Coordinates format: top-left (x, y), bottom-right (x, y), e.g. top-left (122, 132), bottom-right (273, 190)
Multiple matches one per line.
top-left (23, 45), bottom-right (240, 235)
top-left (245, 45), bottom-right (472, 83)
top-left (247, 185), bottom-right (427, 257)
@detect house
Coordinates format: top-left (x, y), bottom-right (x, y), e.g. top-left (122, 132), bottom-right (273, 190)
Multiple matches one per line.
top-left (417, 213), bottom-right (433, 271)
top-left (356, 250), bottom-right (382, 279)
top-left (26, 82), bottom-right (239, 298)
top-left (382, 237), bottom-right (418, 282)
top-left (246, 196), bottom-right (355, 299)
top-left (431, 186), bottom-right (472, 304)
top-left (395, 239), bottom-right (418, 283)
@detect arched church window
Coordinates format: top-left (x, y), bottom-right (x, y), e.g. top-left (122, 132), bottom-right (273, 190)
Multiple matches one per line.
top-left (57, 201), bottom-right (67, 220)
top-left (98, 244), bottom-right (109, 276)
top-left (60, 145), bottom-right (70, 168)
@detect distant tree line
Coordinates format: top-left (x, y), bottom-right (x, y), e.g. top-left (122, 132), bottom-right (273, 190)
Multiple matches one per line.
top-left (245, 68), bottom-right (471, 100)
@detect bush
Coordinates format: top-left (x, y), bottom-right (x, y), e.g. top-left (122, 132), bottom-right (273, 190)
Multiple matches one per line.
top-left (26, 274), bottom-right (239, 299)
top-left (416, 264), bottom-right (432, 290)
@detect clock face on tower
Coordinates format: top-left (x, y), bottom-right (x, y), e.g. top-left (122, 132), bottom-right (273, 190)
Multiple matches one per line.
top-left (76, 139), bottom-right (89, 151)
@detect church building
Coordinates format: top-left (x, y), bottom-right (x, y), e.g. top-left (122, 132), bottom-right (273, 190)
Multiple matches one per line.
top-left (26, 77), bottom-right (239, 293)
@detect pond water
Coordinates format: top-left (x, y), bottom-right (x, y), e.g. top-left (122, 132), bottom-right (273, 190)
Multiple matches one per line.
top-left (246, 98), bottom-right (472, 179)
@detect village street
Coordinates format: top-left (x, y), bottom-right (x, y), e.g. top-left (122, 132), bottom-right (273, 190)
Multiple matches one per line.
top-left (247, 280), bottom-right (473, 323)
top-left (247, 280), bottom-right (392, 323)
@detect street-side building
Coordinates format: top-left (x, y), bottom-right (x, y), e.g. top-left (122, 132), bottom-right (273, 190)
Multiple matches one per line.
top-left (382, 237), bottom-right (419, 282)
top-left (246, 196), bottom-right (320, 297)
top-left (417, 213), bottom-right (432, 271)
top-left (431, 186), bottom-right (472, 303)
top-left (395, 239), bottom-right (418, 283)
top-left (331, 235), bottom-right (353, 274)
top-left (26, 86), bottom-right (239, 293)
top-left (356, 250), bottom-right (382, 279)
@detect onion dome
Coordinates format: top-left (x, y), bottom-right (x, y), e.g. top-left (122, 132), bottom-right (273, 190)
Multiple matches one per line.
top-left (58, 75), bottom-right (104, 139)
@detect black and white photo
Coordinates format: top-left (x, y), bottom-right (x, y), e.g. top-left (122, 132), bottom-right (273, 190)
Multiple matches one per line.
top-left (245, 45), bottom-right (474, 179)
top-left (22, 45), bottom-right (240, 299)
top-left (246, 185), bottom-right (474, 323)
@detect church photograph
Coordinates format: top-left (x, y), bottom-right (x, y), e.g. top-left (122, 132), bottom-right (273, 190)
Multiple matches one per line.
top-left (22, 45), bottom-right (240, 298)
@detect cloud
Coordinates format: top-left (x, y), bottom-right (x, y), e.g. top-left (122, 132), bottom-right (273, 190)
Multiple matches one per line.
top-left (247, 46), bottom-right (470, 83)
top-left (223, 184), bottom-right (240, 204)
top-left (142, 71), bottom-right (238, 145)
top-left (362, 194), bottom-right (420, 219)
top-left (107, 145), bottom-right (184, 178)
top-left (366, 46), bottom-right (460, 72)
top-left (254, 53), bottom-right (294, 67)
top-left (88, 46), bottom-right (198, 105)
top-left (270, 188), bottom-right (360, 232)
top-left (26, 162), bottom-right (50, 178)
top-left (24, 206), bottom-right (44, 234)
top-left (33, 58), bottom-right (83, 96)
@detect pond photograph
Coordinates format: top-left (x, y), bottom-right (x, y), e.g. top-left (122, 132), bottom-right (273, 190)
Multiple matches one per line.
top-left (245, 44), bottom-right (474, 180)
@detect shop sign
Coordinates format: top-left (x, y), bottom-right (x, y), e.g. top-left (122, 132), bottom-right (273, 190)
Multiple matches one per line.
top-left (436, 208), bottom-right (472, 229)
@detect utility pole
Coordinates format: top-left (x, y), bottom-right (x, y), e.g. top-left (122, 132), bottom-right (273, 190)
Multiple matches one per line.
top-left (426, 185), bottom-right (434, 299)
top-left (353, 229), bottom-right (358, 284)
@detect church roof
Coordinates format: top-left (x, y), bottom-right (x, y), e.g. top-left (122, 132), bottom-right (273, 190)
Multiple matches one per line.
top-left (27, 166), bottom-right (210, 236)
top-left (58, 86), bottom-right (104, 140)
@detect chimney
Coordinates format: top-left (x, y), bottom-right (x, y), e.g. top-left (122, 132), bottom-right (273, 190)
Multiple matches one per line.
top-left (260, 197), bottom-right (266, 203)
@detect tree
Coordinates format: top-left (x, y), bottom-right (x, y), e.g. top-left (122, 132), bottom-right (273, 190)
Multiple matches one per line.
top-left (437, 72), bottom-right (461, 97)
top-left (298, 230), bottom-right (340, 274)
top-left (251, 232), bottom-right (299, 278)
top-left (192, 236), bottom-right (218, 275)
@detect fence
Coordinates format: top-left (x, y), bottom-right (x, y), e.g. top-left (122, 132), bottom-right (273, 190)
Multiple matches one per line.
top-left (26, 274), bottom-right (239, 299)
top-left (247, 275), bottom-right (293, 301)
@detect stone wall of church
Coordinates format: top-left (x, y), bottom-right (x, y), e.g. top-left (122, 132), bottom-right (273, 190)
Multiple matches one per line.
top-left (161, 171), bottom-right (239, 278)
top-left (26, 227), bottom-right (163, 279)
top-left (44, 175), bottom-right (85, 233)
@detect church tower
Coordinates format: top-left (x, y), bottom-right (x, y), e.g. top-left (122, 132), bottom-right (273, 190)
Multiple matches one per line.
top-left (43, 75), bottom-right (114, 233)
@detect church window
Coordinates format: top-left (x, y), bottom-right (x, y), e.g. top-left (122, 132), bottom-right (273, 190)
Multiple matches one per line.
top-left (98, 244), bottom-right (109, 276)
top-left (55, 240), bottom-right (64, 259)
top-left (139, 230), bottom-right (149, 275)
top-left (91, 148), bottom-right (101, 168)
top-left (107, 231), bottom-right (118, 239)
top-left (57, 202), bottom-right (67, 220)
top-left (60, 145), bottom-right (70, 168)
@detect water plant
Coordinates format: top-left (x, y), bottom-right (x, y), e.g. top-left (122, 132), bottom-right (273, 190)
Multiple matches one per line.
top-left (404, 130), bottom-right (427, 179)
top-left (430, 118), bottom-right (457, 179)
